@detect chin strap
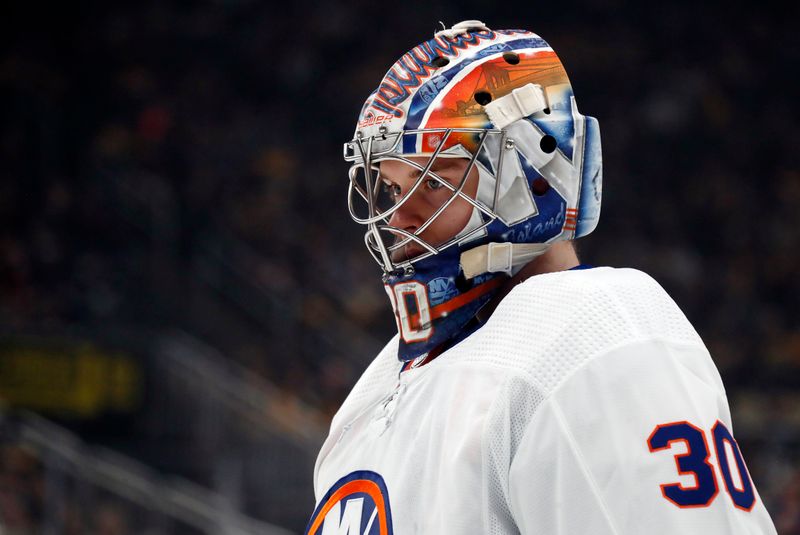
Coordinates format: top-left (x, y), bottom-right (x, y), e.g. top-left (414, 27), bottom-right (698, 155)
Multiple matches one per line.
top-left (460, 242), bottom-right (551, 279)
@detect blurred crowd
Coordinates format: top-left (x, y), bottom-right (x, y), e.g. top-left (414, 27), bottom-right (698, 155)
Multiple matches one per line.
top-left (1, 0), bottom-right (798, 532)
top-left (0, 442), bottom-right (134, 535)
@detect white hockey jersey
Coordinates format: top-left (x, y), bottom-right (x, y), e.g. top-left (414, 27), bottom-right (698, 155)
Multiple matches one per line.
top-left (308, 267), bottom-right (777, 534)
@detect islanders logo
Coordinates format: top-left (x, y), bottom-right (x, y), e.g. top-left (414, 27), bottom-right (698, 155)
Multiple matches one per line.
top-left (305, 471), bottom-right (393, 535)
top-left (428, 277), bottom-right (458, 306)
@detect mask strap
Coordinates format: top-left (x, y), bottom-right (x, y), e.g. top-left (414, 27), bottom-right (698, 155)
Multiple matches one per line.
top-left (460, 242), bottom-right (551, 279)
top-left (484, 83), bottom-right (549, 129)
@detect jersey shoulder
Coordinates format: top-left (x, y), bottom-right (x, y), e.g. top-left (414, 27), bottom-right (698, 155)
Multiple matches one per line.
top-left (327, 335), bottom-right (400, 430)
top-left (454, 266), bottom-right (706, 396)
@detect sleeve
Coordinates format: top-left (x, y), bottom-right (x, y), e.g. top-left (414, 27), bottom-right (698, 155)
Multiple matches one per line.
top-left (507, 338), bottom-right (778, 535)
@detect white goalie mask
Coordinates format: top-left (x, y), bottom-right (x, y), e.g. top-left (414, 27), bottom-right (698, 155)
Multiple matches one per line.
top-left (344, 20), bottom-right (602, 360)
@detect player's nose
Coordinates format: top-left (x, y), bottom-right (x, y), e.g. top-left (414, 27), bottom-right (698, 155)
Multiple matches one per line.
top-left (387, 187), bottom-right (425, 231)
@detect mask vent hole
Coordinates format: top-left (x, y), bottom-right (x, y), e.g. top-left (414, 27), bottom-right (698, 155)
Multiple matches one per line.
top-left (474, 91), bottom-right (492, 105)
top-left (431, 55), bottom-right (450, 68)
top-left (532, 177), bottom-right (550, 196)
top-left (502, 52), bottom-right (520, 65)
top-left (540, 135), bottom-right (557, 153)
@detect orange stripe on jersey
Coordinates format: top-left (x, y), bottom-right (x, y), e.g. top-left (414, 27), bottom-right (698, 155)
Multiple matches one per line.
top-left (306, 479), bottom-right (389, 535)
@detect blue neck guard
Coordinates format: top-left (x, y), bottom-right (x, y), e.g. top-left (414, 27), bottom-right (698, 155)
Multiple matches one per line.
top-left (383, 246), bottom-right (507, 362)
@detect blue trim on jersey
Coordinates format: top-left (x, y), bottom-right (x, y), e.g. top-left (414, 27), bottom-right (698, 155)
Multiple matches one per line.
top-left (305, 470), bottom-right (394, 535)
top-left (569, 264), bottom-right (594, 270)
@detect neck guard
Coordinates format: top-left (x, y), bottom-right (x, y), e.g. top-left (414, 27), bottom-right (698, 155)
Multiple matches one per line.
top-left (384, 246), bottom-right (506, 361)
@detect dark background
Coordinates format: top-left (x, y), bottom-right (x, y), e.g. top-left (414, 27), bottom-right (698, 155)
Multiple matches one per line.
top-left (0, 1), bottom-right (798, 533)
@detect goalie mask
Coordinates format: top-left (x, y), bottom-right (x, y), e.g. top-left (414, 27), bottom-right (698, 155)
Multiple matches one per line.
top-left (344, 20), bottom-right (603, 361)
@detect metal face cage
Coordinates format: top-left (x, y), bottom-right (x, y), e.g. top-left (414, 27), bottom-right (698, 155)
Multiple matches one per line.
top-left (344, 128), bottom-right (508, 278)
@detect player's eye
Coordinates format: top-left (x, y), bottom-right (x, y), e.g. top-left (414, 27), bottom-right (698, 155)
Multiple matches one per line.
top-left (425, 177), bottom-right (445, 191)
top-left (382, 181), bottom-right (402, 199)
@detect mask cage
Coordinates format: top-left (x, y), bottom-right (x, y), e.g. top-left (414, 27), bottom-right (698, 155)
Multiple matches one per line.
top-left (344, 128), bottom-right (508, 276)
